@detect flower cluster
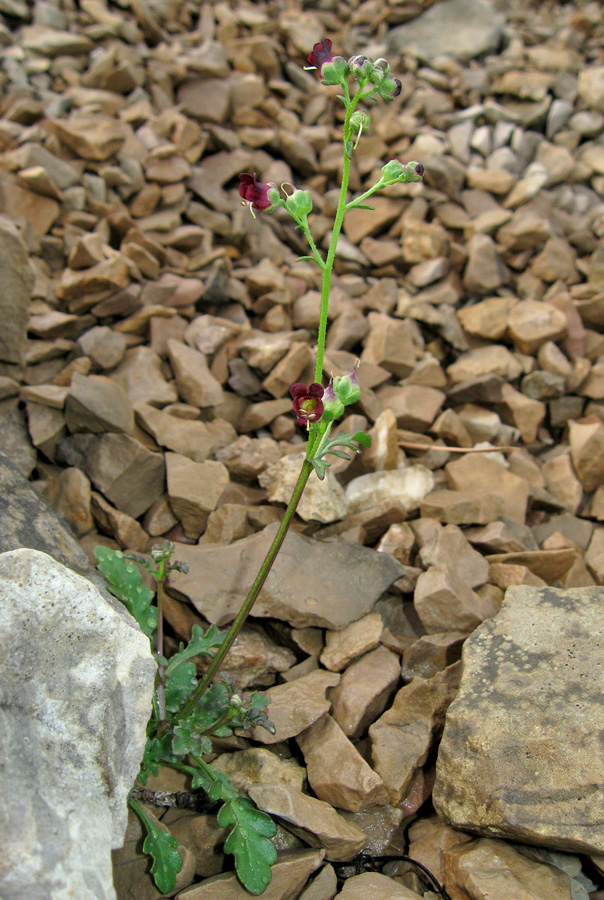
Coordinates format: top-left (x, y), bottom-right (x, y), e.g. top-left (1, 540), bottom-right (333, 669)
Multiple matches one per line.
top-left (289, 363), bottom-right (362, 429)
top-left (306, 39), bottom-right (402, 101)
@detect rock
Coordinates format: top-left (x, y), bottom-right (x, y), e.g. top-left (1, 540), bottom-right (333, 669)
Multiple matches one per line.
top-left (329, 646), bottom-right (401, 740)
top-left (434, 585), bottom-right (604, 854)
top-left (52, 115), bottom-right (127, 161)
top-left (167, 339), bottom-right (224, 408)
top-left (402, 632), bottom-right (468, 682)
top-left (42, 466), bottom-right (93, 538)
top-left (166, 523), bottom-right (404, 629)
top-left (0, 215), bottom-right (32, 375)
top-left (215, 435), bottom-right (280, 483)
top-left (569, 420), bottom-right (604, 492)
top-left (177, 848), bottom-right (325, 900)
top-left (337, 871), bottom-right (424, 899)
top-left (376, 385), bottom-right (445, 432)
top-left (388, 0), bottom-right (503, 62)
top-left (76, 326), bottom-right (127, 370)
top-left (165, 453), bottom-right (229, 539)
top-left (296, 714), bottom-right (389, 812)
top-left (0, 548), bottom-right (154, 900)
top-left (320, 612), bottom-right (384, 672)
top-left (444, 837), bottom-right (573, 900)
top-left (445, 454), bottom-right (530, 523)
top-left (247, 783), bottom-right (366, 862)
top-left (258, 453), bottom-right (348, 524)
top-left (211, 747), bottom-right (306, 793)
top-left (420, 489), bottom-right (506, 525)
top-left (457, 296), bottom-right (517, 341)
top-left (91, 492), bottom-right (149, 552)
top-left (361, 314), bottom-right (417, 378)
top-left (298, 864), bottom-right (337, 900)
top-left (414, 565), bottom-right (497, 634)
top-left (370, 663), bottom-right (461, 806)
top-left (57, 433), bottom-right (165, 519)
top-left (498, 382), bottom-right (546, 444)
top-left (111, 346), bottom-right (178, 408)
top-left (0, 407), bottom-right (37, 477)
top-left (65, 373), bottom-right (134, 435)
top-left (418, 524), bottom-right (489, 589)
top-left (346, 467), bottom-right (435, 516)
top-left (135, 402), bottom-right (217, 462)
top-left (463, 234), bottom-right (510, 295)
top-left (578, 66), bottom-right (604, 114)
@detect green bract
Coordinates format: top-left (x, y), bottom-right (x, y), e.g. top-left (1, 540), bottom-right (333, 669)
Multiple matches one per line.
top-left (285, 188), bottom-right (313, 219)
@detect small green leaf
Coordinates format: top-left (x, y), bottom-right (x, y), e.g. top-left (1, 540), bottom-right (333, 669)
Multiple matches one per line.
top-left (143, 823), bottom-right (182, 893)
top-left (352, 431), bottom-right (371, 447)
top-left (94, 546), bottom-right (156, 637)
top-left (165, 623), bottom-right (226, 677)
top-left (164, 661), bottom-right (197, 715)
top-left (344, 139), bottom-right (353, 158)
top-left (218, 797), bottom-right (277, 895)
top-left (296, 255), bottom-right (320, 264)
top-left (172, 722), bottom-right (212, 757)
top-left (327, 449), bottom-right (351, 459)
top-left (310, 458), bottom-right (328, 480)
top-left (351, 203), bottom-right (375, 210)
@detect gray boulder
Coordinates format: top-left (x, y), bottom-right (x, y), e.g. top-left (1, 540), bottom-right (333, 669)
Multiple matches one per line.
top-left (434, 585), bottom-right (604, 854)
top-left (0, 548), bottom-right (155, 900)
top-left (388, 0), bottom-right (504, 62)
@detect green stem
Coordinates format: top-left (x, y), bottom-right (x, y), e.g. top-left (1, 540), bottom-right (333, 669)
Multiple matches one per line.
top-left (314, 83), bottom-right (366, 384)
top-left (175, 459), bottom-right (314, 721)
top-left (345, 179), bottom-right (385, 211)
top-left (298, 220), bottom-right (325, 269)
top-left (156, 566), bottom-right (167, 730)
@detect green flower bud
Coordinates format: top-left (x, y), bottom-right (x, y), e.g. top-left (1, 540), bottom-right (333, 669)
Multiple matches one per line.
top-left (350, 111), bottom-right (370, 133)
top-left (285, 188), bottom-right (313, 219)
top-left (378, 75), bottom-right (400, 100)
top-left (380, 159), bottom-right (425, 184)
top-left (268, 186), bottom-right (281, 207)
top-left (333, 362), bottom-right (361, 406)
top-left (321, 378), bottom-right (345, 422)
top-left (320, 56), bottom-right (349, 86)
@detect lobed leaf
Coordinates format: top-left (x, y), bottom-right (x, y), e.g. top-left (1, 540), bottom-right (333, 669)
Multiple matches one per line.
top-left (94, 546), bottom-right (157, 637)
top-left (142, 820), bottom-right (182, 894)
top-left (217, 797), bottom-right (277, 895)
top-left (164, 623), bottom-right (226, 677)
top-left (164, 661), bottom-right (197, 715)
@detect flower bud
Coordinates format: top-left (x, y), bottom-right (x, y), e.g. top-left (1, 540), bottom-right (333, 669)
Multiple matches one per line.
top-left (285, 188), bottom-right (313, 219)
top-left (333, 362), bottom-right (361, 406)
top-left (380, 159), bottom-right (425, 184)
top-left (268, 185), bottom-right (281, 207)
top-left (350, 110), bottom-right (370, 133)
top-left (320, 56), bottom-right (349, 85)
top-left (377, 75), bottom-right (401, 101)
top-left (321, 378), bottom-right (345, 422)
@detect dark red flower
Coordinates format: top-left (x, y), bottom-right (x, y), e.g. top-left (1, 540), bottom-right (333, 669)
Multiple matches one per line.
top-left (307, 39), bottom-right (334, 74)
top-left (239, 172), bottom-right (273, 217)
top-left (290, 382), bottom-right (324, 427)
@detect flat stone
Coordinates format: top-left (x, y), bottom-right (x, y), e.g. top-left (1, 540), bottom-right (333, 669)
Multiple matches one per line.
top-left (463, 234), bottom-right (510, 295)
top-left (177, 849), bottom-right (325, 900)
top-left (0, 548), bottom-right (154, 900)
top-left (111, 347), bottom-right (178, 407)
top-left (91, 492), bottom-right (149, 552)
top-left (402, 632), bottom-right (468, 682)
top-left (375, 385), bottom-right (446, 431)
top-left (135, 403), bottom-right (216, 462)
top-left (165, 453), bottom-right (229, 539)
top-left (420, 489), bottom-right (506, 525)
top-left (361, 314), bottom-right (417, 378)
top-left (414, 565), bottom-right (498, 634)
top-left (247, 783), bottom-right (365, 863)
top-left (418, 524), bottom-right (489, 589)
top-left (52, 116), bottom-right (127, 161)
top-left (0, 176), bottom-right (60, 236)
top-left (57, 432), bottom-right (165, 519)
top-left (445, 455), bottom-right (530, 523)
top-left (578, 66), bottom-right (604, 114)
top-left (369, 663), bottom-right (461, 806)
top-left (166, 523), bottom-right (404, 629)
top-left (297, 714), bottom-right (389, 812)
top-left (457, 296), bottom-right (517, 341)
top-left (211, 747), bottom-right (306, 794)
top-left (42, 466), bottom-right (93, 538)
top-left (346, 467), bottom-right (434, 517)
top-left (337, 871), bottom-right (423, 899)
top-left (434, 585), bottom-right (604, 854)
top-left (75, 326), bottom-right (127, 370)
top-left (320, 612), bottom-right (384, 673)
top-left (65, 373), bottom-right (134, 435)
top-left (388, 0), bottom-right (504, 62)
top-left (167, 339), bottom-right (223, 408)
top-left (259, 453), bottom-right (347, 524)
top-left (329, 646), bottom-right (401, 740)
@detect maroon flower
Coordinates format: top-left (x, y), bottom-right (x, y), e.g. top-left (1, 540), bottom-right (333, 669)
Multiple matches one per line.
top-left (239, 172), bottom-right (273, 217)
top-left (307, 39), bottom-right (334, 75)
top-left (290, 382), bottom-right (324, 427)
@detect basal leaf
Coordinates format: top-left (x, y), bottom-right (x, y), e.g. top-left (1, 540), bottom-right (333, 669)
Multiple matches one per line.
top-left (164, 660), bottom-right (197, 715)
top-left (142, 820), bottom-right (182, 893)
top-left (164, 623), bottom-right (226, 677)
top-left (94, 546), bottom-right (157, 637)
top-left (172, 722), bottom-right (212, 758)
top-left (217, 797), bottom-right (277, 895)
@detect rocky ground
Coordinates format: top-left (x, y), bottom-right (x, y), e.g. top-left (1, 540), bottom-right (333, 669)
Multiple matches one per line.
top-left (1, 0), bottom-right (604, 898)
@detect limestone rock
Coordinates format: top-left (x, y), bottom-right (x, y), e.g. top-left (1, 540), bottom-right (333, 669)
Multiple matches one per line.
top-left (388, 0), bottom-right (504, 62)
top-left (418, 524), bottom-right (489, 590)
top-left (507, 300), bottom-right (567, 355)
top-left (320, 612), bottom-right (384, 672)
top-left (402, 632), bottom-right (468, 682)
top-left (247, 783), bottom-right (366, 862)
top-left (57, 433), bottom-right (165, 519)
top-left (211, 747), bottom-right (306, 793)
top-left (346, 467), bottom-right (435, 516)
top-left (258, 453), bottom-right (347, 524)
top-left (65, 373), bottom-right (134, 435)
top-left (578, 66), bottom-right (604, 114)
top-left (111, 347), bottom-right (178, 408)
top-left (463, 233), bottom-right (510, 295)
top-left (434, 585), bottom-right (604, 854)
top-left (445, 454), bottom-right (530, 523)
top-left (337, 871), bottom-right (424, 899)
top-left (569, 420), bottom-right (604, 493)
top-left (0, 549), bottom-right (155, 900)
top-left (177, 849), bottom-right (325, 900)
top-left (0, 215), bottom-right (32, 374)
top-left (329, 646), bottom-right (401, 740)
top-left (165, 453), bottom-right (229, 539)
top-left (167, 339), bottom-right (223, 408)
top-left (296, 714), bottom-right (389, 812)
top-left (370, 663), bottom-right (461, 806)
top-left (166, 524), bottom-right (404, 629)
top-left (414, 565), bottom-right (497, 634)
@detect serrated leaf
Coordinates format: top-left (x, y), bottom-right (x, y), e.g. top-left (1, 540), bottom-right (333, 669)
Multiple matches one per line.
top-left (94, 546), bottom-right (157, 637)
top-left (165, 623), bottom-right (226, 677)
top-left (142, 820), bottom-right (182, 893)
top-left (164, 660), bottom-right (197, 715)
top-left (217, 797), bottom-right (277, 895)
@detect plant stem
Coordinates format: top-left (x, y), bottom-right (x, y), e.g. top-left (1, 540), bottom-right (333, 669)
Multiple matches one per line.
top-left (314, 83), bottom-right (366, 384)
top-left (156, 565), bottom-right (167, 729)
top-left (176, 459), bottom-right (314, 721)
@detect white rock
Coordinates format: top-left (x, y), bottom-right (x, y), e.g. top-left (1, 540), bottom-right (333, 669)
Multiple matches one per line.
top-left (346, 467), bottom-right (435, 515)
top-left (0, 549), bottom-right (155, 900)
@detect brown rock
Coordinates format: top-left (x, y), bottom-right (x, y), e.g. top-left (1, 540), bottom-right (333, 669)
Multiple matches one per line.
top-left (402, 632), bottom-right (467, 682)
top-left (65, 373), bottom-right (134, 435)
top-left (329, 646), bottom-right (401, 740)
top-left (165, 453), bottom-right (229, 539)
top-left (463, 234), bottom-right (509, 295)
top-left (418, 524), bottom-right (489, 589)
top-left (484, 549), bottom-right (578, 584)
top-left (52, 116), bottom-right (126, 161)
top-left (42, 467), bottom-right (93, 538)
top-left (211, 747), bottom-right (306, 794)
top-left (361, 314), bottom-right (417, 378)
top-left (498, 382), bottom-right (546, 444)
top-left (370, 663), bottom-right (461, 806)
top-left (167, 339), bottom-right (223, 408)
top-left (569, 419), bottom-right (604, 492)
top-left (297, 714), bottom-right (389, 812)
top-left (507, 300), bottom-right (567, 354)
top-left (247, 783), bottom-right (365, 863)
top-left (91, 491), bottom-right (149, 552)
top-left (111, 347), bottom-right (178, 407)
top-left (298, 864), bottom-right (337, 900)
top-left (320, 612), bottom-right (384, 673)
top-left (542, 452), bottom-right (583, 513)
top-left (337, 871), bottom-right (422, 899)
top-left (445, 455), bottom-right (530, 523)
top-left (375, 385), bottom-right (445, 431)
top-left (414, 566), bottom-right (497, 634)
top-left (259, 453), bottom-right (347, 524)
top-left (420, 489), bottom-right (506, 525)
